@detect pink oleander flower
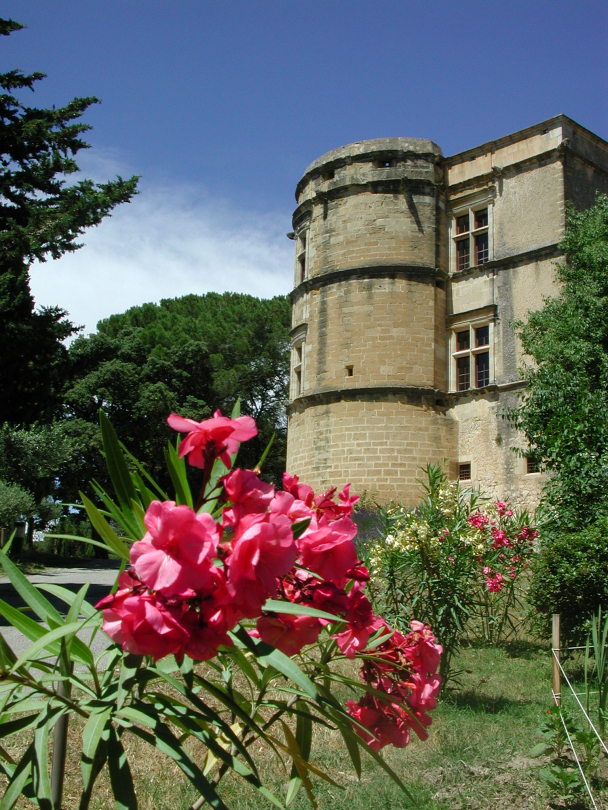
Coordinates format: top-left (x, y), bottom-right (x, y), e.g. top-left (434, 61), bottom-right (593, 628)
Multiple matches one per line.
top-left (181, 604), bottom-right (234, 661)
top-left (130, 500), bottom-right (220, 597)
top-left (96, 577), bottom-right (189, 661)
top-left (491, 528), bottom-right (509, 549)
top-left (346, 698), bottom-right (411, 751)
top-left (314, 484), bottom-right (360, 522)
top-left (221, 469), bottom-right (275, 526)
top-left (269, 490), bottom-right (315, 527)
top-left (256, 613), bottom-right (323, 656)
top-left (298, 517), bottom-right (358, 583)
top-left (495, 500), bottom-right (510, 516)
top-left (282, 472), bottom-right (315, 507)
top-left (225, 513), bottom-right (297, 613)
top-left (167, 410), bottom-right (257, 469)
top-left (333, 588), bottom-right (379, 658)
top-left (468, 512), bottom-right (489, 529)
top-left (483, 565), bottom-right (492, 575)
top-left (486, 572), bottom-right (505, 592)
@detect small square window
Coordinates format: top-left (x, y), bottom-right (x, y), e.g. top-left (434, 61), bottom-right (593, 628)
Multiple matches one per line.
top-left (476, 352), bottom-right (490, 387)
top-left (475, 325), bottom-right (489, 347)
top-left (457, 330), bottom-right (470, 351)
top-left (456, 215), bottom-right (470, 234)
top-left (457, 356), bottom-right (470, 391)
top-left (459, 463), bottom-right (471, 481)
top-left (475, 208), bottom-right (488, 229)
top-left (527, 456), bottom-right (540, 474)
top-left (345, 365), bottom-right (353, 377)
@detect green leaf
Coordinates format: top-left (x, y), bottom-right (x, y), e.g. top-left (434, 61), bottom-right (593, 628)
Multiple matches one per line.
top-left (99, 409), bottom-right (138, 511)
top-left (35, 584), bottom-right (97, 619)
top-left (81, 493), bottom-right (130, 560)
top-left (80, 708), bottom-right (111, 807)
top-left (0, 714), bottom-right (44, 740)
top-left (12, 621), bottom-right (91, 671)
top-left (120, 441), bottom-right (169, 501)
top-left (256, 432), bottom-right (275, 470)
top-left (0, 743), bottom-right (34, 810)
top-left (0, 631), bottom-right (17, 671)
top-left (43, 532), bottom-right (115, 555)
top-left (164, 441), bottom-right (193, 508)
top-left (231, 626), bottom-right (320, 702)
top-left (530, 742), bottom-right (554, 758)
top-left (262, 599), bottom-right (339, 623)
top-left (33, 705), bottom-right (61, 807)
top-left (0, 550), bottom-right (64, 627)
top-left (107, 727), bottom-right (138, 810)
top-left (117, 654), bottom-right (143, 711)
top-left (124, 718), bottom-right (230, 810)
top-left (286, 702), bottom-right (313, 806)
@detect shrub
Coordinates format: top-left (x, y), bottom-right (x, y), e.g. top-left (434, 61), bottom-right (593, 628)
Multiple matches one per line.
top-left (365, 465), bottom-right (537, 685)
top-left (528, 517), bottom-right (608, 648)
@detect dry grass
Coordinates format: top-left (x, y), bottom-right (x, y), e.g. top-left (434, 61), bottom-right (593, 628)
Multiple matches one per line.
top-left (5, 641), bottom-right (608, 809)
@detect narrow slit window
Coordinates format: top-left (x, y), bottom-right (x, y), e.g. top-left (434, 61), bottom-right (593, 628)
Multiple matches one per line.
top-left (345, 365), bottom-right (354, 377)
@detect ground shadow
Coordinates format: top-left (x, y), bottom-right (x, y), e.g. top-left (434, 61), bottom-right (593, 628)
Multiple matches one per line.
top-left (446, 689), bottom-right (532, 713)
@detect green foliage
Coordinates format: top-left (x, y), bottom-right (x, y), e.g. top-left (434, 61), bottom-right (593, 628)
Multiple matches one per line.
top-left (0, 479), bottom-right (35, 531)
top-left (0, 18), bottom-right (139, 425)
top-left (528, 518), bottom-right (608, 649)
top-left (365, 465), bottom-right (536, 686)
top-left (509, 193), bottom-right (608, 528)
top-left (62, 292), bottom-right (291, 492)
top-left (367, 466), bottom-right (537, 686)
top-left (538, 765), bottom-right (583, 798)
top-left (0, 413), bottom-right (414, 809)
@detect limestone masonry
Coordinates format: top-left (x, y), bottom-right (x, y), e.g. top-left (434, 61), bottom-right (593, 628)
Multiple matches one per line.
top-left (285, 116), bottom-right (608, 509)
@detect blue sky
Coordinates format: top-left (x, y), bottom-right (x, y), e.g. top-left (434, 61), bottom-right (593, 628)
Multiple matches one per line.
top-left (4, 1), bottom-right (607, 333)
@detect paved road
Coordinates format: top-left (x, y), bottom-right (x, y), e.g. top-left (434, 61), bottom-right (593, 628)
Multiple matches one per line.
top-left (0, 561), bottom-right (121, 660)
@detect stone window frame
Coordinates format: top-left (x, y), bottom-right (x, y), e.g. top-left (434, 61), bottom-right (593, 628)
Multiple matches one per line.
top-left (294, 227), bottom-right (309, 287)
top-left (449, 191), bottom-right (494, 274)
top-left (447, 306), bottom-right (496, 393)
top-left (290, 324), bottom-right (307, 399)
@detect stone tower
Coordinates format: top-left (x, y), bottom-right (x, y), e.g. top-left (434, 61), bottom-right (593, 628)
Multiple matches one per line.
top-left (286, 138), bottom-right (457, 501)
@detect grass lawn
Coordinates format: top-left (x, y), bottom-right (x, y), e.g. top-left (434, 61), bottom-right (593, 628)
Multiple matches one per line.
top-left (5, 640), bottom-right (607, 809)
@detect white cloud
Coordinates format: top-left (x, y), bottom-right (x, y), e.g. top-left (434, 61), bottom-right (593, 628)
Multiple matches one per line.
top-left (29, 172), bottom-right (294, 335)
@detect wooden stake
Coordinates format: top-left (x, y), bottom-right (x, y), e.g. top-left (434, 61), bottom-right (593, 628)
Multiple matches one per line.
top-left (552, 613), bottom-right (561, 707)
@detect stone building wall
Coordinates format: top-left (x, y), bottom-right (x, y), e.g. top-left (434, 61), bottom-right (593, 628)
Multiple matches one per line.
top-left (286, 116), bottom-right (608, 510)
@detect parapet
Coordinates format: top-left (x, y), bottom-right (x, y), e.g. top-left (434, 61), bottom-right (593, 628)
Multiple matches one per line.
top-left (295, 137), bottom-right (444, 204)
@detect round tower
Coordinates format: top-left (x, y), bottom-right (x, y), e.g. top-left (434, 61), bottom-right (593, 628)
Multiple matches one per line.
top-left (286, 137), bottom-right (457, 503)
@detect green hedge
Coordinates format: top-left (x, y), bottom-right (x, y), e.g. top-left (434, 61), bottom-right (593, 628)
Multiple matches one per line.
top-left (529, 518), bottom-right (608, 648)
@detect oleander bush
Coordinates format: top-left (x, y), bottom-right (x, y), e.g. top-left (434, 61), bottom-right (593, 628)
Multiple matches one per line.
top-left (365, 465), bottom-right (538, 686)
top-left (0, 406), bottom-right (442, 809)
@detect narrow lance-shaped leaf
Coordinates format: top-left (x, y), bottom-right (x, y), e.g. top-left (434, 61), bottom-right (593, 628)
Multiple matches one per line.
top-left (99, 409), bottom-right (138, 511)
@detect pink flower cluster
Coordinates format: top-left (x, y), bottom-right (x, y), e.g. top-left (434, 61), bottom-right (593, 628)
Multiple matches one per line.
top-left (346, 621), bottom-right (442, 750)
top-left (470, 501), bottom-right (537, 593)
top-left (96, 410), bottom-right (442, 752)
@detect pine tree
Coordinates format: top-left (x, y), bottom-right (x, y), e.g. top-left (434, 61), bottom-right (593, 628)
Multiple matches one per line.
top-left (0, 18), bottom-right (139, 424)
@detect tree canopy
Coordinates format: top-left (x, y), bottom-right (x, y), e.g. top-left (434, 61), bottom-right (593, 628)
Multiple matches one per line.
top-left (61, 292), bottom-right (291, 498)
top-left (0, 18), bottom-right (139, 425)
top-left (510, 194), bottom-right (608, 527)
